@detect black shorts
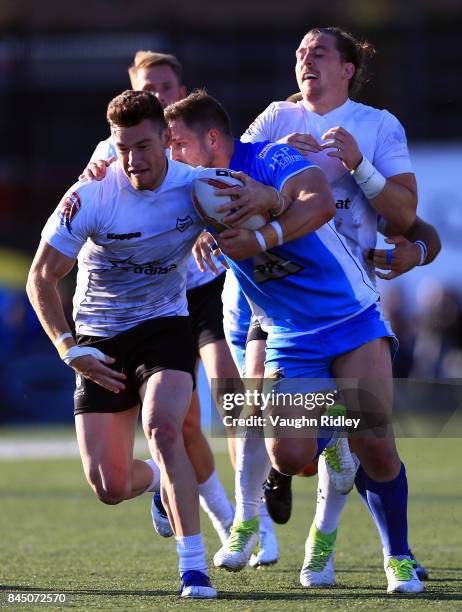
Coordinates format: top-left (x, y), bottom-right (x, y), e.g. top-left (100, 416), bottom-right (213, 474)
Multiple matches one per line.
top-left (246, 317), bottom-right (268, 344)
top-left (187, 273), bottom-right (226, 354)
top-left (74, 316), bottom-right (195, 415)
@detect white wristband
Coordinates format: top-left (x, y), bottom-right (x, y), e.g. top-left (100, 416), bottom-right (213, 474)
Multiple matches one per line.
top-left (62, 346), bottom-right (109, 366)
top-left (270, 221), bottom-right (284, 246)
top-left (54, 332), bottom-right (73, 347)
top-left (351, 156), bottom-right (386, 199)
top-left (254, 230), bottom-right (267, 252)
top-left (414, 240), bottom-right (428, 266)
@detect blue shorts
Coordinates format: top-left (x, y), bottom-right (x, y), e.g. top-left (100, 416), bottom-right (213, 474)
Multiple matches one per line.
top-left (265, 303), bottom-right (396, 379)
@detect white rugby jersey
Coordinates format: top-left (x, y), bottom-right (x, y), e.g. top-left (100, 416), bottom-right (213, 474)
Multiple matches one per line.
top-left (90, 137), bottom-right (224, 290)
top-left (241, 98), bottom-right (413, 282)
top-left (42, 160), bottom-right (203, 337)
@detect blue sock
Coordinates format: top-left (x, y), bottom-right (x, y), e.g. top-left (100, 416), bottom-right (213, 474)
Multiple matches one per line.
top-left (363, 463), bottom-right (409, 557)
top-left (354, 465), bottom-right (372, 512)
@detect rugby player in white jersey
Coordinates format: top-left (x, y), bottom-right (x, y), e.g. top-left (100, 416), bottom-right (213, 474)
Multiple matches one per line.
top-left (238, 26), bottom-right (440, 590)
top-left (27, 90), bottom-right (223, 598)
top-left (84, 51), bottom-right (279, 565)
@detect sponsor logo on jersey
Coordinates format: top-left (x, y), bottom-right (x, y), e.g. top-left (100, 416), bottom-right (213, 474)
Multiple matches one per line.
top-left (109, 255), bottom-right (177, 275)
top-left (335, 197), bottom-right (351, 209)
top-left (253, 253), bottom-right (303, 284)
top-left (258, 143), bottom-right (275, 159)
top-left (106, 232), bottom-right (142, 240)
top-left (267, 146), bottom-right (306, 172)
top-left (58, 191), bottom-right (81, 233)
top-left (176, 216), bottom-right (194, 232)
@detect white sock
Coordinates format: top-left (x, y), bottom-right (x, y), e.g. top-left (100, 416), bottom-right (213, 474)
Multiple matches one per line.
top-left (314, 454), bottom-right (349, 534)
top-left (175, 533), bottom-right (208, 576)
top-left (235, 436), bottom-right (271, 521)
top-left (143, 458), bottom-right (161, 493)
top-left (259, 500), bottom-right (275, 533)
top-left (198, 469), bottom-right (234, 528)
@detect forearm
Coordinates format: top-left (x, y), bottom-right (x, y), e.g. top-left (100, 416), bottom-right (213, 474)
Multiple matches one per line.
top-left (369, 181), bottom-right (417, 233)
top-left (26, 273), bottom-right (75, 356)
top-left (261, 192), bottom-right (334, 247)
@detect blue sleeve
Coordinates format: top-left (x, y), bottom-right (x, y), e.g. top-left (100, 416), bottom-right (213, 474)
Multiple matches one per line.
top-left (257, 143), bottom-right (317, 191)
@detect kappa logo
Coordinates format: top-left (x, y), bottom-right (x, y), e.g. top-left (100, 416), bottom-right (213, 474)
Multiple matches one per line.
top-left (58, 191), bottom-right (81, 233)
top-left (253, 253), bottom-right (303, 284)
top-left (176, 216), bottom-right (193, 233)
top-left (107, 232), bottom-right (142, 240)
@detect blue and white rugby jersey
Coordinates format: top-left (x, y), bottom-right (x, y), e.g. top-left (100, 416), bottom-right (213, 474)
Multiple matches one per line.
top-left (222, 140), bottom-right (379, 337)
top-left (42, 160), bottom-right (203, 337)
top-left (89, 137), bottom-right (224, 290)
top-left (242, 98), bottom-right (413, 284)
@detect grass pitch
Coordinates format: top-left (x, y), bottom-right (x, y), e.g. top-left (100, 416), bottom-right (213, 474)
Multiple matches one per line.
top-left (0, 434), bottom-right (461, 610)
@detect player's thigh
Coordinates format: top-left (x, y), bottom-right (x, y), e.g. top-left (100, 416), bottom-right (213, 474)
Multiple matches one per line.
top-left (200, 338), bottom-right (240, 380)
top-left (75, 404), bottom-right (140, 485)
top-left (333, 337), bottom-right (393, 417)
top-left (140, 369), bottom-right (194, 444)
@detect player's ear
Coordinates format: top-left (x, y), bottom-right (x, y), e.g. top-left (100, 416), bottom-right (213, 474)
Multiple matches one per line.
top-left (343, 62), bottom-right (355, 82)
top-left (179, 85), bottom-right (187, 99)
top-left (208, 128), bottom-right (220, 149)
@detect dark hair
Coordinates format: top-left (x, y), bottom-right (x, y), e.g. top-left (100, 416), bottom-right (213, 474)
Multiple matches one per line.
top-left (307, 27), bottom-right (375, 97)
top-left (128, 51), bottom-right (182, 88)
top-left (107, 90), bottom-right (167, 131)
top-left (164, 89), bottom-right (232, 136)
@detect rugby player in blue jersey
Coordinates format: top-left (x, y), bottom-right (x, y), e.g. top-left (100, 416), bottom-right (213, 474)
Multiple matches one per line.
top-left (165, 90), bottom-right (425, 594)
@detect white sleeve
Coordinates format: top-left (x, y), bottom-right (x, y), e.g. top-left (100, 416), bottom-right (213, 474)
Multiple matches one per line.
top-left (89, 137), bottom-right (117, 164)
top-left (240, 103), bottom-right (276, 143)
top-left (373, 111), bottom-right (413, 178)
top-left (41, 181), bottom-right (102, 259)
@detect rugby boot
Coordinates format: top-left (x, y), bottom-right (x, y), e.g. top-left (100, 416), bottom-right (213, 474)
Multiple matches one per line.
top-left (263, 468), bottom-right (292, 524)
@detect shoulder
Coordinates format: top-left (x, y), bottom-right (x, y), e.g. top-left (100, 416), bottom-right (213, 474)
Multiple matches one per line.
top-left (166, 159), bottom-right (202, 185)
top-left (349, 100), bottom-right (403, 127)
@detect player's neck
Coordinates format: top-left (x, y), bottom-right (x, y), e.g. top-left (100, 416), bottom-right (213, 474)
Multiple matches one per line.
top-left (303, 93), bottom-right (349, 116)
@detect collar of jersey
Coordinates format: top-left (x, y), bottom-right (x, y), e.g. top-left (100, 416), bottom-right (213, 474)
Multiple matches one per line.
top-left (301, 97), bottom-right (353, 122)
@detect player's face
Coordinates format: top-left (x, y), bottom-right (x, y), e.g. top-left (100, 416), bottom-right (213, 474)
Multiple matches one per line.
top-left (112, 118), bottom-right (169, 190)
top-left (295, 32), bottom-right (353, 105)
top-left (169, 119), bottom-right (214, 167)
top-left (135, 65), bottom-right (186, 108)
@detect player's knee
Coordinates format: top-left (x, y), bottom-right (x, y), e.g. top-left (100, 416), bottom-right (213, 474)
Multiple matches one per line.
top-left (271, 446), bottom-right (314, 476)
top-left (356, 438), bottom-right (400, 478)
top-left (147, 419), bottom-right (182, 456)
top-left (89, 474), bottom-right (130, 505)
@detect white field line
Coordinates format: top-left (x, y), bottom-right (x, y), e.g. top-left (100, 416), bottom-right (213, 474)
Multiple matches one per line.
top-left (0, 435), bottom-right (228, 460)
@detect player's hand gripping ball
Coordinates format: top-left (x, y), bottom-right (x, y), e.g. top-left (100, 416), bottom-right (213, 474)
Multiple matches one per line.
top-left (192, 168), bottom-right (268, 233)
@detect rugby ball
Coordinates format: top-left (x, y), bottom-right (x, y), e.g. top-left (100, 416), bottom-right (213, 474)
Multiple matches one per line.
top-left (192, 168), bottom-right (269, 232)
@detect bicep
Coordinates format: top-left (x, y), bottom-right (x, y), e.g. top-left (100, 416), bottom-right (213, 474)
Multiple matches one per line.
top-left (281, 167), bottom-right (332, 202)
top-left (387, 172), bottom-right (417, 198)
top-left (29, 240), bottom-right (76, 283)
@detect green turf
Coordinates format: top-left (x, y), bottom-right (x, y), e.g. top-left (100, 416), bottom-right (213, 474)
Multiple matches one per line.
top-left (0, 437), bottom-right (461, 610)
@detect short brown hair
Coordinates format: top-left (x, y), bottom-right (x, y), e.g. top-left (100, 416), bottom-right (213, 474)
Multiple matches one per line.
top-left (307, 27), bottom-right (375, 97)
top-left (164, 89), bottom-right (232, 137)
top-left (128, 51), bottom-right (182, 88)
top-left (107, 90), bottom-right (166, 131)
